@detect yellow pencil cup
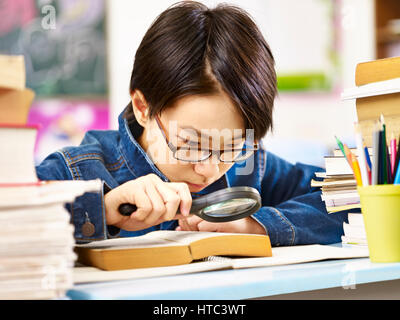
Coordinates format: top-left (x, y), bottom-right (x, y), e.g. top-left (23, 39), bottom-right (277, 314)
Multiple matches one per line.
top-left (357, 185), bottom-right (400, 263)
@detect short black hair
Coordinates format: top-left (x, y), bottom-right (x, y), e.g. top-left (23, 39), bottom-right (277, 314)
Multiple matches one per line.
top-left (127, 1), bottom-right (277, 140)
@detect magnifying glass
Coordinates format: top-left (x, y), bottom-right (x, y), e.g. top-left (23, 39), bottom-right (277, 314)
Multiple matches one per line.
top-left (118, 186), bottom-right (261, 222)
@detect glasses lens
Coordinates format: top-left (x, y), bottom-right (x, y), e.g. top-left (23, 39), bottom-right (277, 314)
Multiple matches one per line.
top-left (174, 147), bottom-right (210, 162)
top-left (202, 198), bottom-right (257, 217)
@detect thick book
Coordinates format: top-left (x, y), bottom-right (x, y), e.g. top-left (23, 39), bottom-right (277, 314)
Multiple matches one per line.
top-left (0, 54), bottom-right (34, 125)
top-left (0, 179), bottom-right (102, 207)
top-left (341, 236), bottom-right (368, 246)
top-left (355, 56), bottom-right (400, 86)
top-left (343, 222), bottom-right (367, 239)
top-left (342, 59), bottom-right (400, 147)
top-left (0, 124), bottom-right (39, 184)
top-left (348, 212), bottom-right (364, 227)
top-left (326, 203), bottom-right (361, 213)
top-left (75, 230), bottom-right (273, 271)
top-left (332, 147), bottom-right (372, 158)
top-left (0, 88), bottom-right (35, 124)
top-left (342, 213), bottom-right (367, 246)
top-left (312, 178), bottom-right (356, 188)
top-left (324, 156), bottom-right (353, 176)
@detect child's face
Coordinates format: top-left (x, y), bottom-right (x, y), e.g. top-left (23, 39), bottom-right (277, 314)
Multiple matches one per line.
top-left (137, 91), bottom-right (246, 193)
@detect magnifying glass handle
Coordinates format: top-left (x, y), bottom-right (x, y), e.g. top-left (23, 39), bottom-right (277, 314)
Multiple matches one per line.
top-left (118, 203), bottom-right (137, 216)
top-left (118, 203), bottom-right (189, 217)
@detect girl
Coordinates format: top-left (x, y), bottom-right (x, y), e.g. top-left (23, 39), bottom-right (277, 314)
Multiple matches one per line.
top-left (36, 1), bottom-right (347, 245)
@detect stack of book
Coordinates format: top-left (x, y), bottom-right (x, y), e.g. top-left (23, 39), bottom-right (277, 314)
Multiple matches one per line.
top-left (312, 148), bottom-right (362, 213)
top-left (342, 213), bottom-right (367, 246)
top-left (321, 56), bottom-right (400, 247)
top-left (0, 55), bottom-right (101, 299)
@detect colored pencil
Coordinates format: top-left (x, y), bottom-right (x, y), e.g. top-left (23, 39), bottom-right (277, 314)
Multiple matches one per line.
top-left (371, 123), bottom-right (380, 185)
top-left (364, 147), bottom-right (372, 184)
top-left (364, 146), bottom-right (372, 170)
top-left (334, 135), bottom-right (354, 171)
top-left (390, 133), bottom-right (396, 175)
top-left (378, 129), bottom-right (384, 184)
top-left (351, 153), bottom-right (363, 186)
top-left (334, 135), bottom-right (345, 156)
top-left (387, 146), bottom-right (392, 183)
top-left (354, 123), bottom-right (369, 186)
top-left (393, 134), bottom-right (400, 180)
top-left (381, 114), bottom-right (388, 184)
top-left (343, 143), bottom-right (354, 171)
top-left (394, 158), bottom-right (400, 184)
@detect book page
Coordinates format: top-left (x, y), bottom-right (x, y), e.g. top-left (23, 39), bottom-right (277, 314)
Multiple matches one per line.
top-left (76, 232), bottom-right (186, 250)
top-left (73, 260), bottom-right (232, 284)
top-left (218, 244), bottom-right (369, 269)
top-left (144, 230), bottom-right (265, 245)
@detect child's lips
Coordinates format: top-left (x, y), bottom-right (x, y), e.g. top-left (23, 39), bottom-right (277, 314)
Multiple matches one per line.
top-left (185, 181), bottom-right (209, 190)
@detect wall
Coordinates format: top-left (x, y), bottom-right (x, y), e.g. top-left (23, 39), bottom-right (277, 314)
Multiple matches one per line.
top-left (106, 0), bottom-right (376, 167)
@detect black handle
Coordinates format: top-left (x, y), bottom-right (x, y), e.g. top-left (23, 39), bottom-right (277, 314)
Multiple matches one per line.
top-left (118, 203), bottom-right (137, 216)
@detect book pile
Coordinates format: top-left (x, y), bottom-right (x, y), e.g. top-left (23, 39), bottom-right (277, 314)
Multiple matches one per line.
top-left (341, 213), bottom-right (367, 246)
top-left (311, 148), bottom-right (361, 213)
top-left (0, 55), bottom-right (101, 300)
top-left (0, 179), bottom-right (101, 300)
top-left (322, 56), bottom-right (400, 247)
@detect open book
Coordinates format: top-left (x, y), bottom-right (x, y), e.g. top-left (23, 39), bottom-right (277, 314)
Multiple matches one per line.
top-left (73, 243), bottom-right (370, 284)
top-left (75, 231), bottom-right (272, 271)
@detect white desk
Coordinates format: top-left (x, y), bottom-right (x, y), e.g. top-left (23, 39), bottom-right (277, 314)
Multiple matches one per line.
top-left (67, 256), bottom-right (400, 300)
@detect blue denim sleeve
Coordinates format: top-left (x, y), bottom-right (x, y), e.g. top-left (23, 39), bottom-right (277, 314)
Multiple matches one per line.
top-left (252, 152), bottom-right (348, 246)
top-left (35, 151), bottom-right (119, 244)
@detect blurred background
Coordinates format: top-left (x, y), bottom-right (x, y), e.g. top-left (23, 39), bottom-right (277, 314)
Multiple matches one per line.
top-left (0, 0), bottom-right (399, 167)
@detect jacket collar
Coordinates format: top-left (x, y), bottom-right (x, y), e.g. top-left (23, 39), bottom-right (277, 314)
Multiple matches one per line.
top-left (118, 107), bottom-right (169, 182)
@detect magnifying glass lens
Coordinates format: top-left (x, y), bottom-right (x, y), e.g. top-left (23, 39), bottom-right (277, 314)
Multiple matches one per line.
top-left (118, 186), bottom-right (262, 223)
top-left (202, 198), bottom-right (257, 217)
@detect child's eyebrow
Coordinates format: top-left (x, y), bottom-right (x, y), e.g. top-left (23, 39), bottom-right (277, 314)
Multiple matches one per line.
top-left (179, 125), bottom-right (245, 140)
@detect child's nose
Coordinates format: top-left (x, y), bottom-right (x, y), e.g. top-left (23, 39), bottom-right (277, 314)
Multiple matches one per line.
top-left (193, 160), bottom-right (220, 180)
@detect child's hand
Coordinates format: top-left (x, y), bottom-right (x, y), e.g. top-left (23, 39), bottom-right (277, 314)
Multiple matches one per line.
top-left (176, 215), bottom-right (267, 235)
top-left (105, 174), bottom-right (192, 231)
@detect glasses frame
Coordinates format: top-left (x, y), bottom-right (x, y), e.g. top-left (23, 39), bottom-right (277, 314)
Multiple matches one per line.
top-left (154, 114), bottom-right (259, 163)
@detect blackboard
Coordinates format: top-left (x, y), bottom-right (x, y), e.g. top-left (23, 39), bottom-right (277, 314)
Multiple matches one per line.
top-left (0, 0), bottom-right (107, 96)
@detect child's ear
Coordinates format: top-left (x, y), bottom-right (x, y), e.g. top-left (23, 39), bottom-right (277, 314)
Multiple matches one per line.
top-left (130, 90), bottom-right (149, 126)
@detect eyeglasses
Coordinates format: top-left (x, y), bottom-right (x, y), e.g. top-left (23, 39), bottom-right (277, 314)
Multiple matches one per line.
top-left (155, 115), bottom-right (258, 163)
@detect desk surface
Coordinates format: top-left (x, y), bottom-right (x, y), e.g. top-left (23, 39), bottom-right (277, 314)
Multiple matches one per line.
top-left (67, 255), bottom-right (400, 300)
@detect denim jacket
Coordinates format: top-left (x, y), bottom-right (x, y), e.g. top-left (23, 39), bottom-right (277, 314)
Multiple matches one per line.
top-left (36, 107), bottom-right (348, 245)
